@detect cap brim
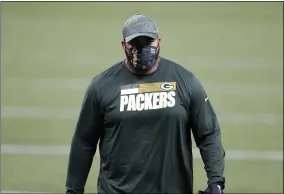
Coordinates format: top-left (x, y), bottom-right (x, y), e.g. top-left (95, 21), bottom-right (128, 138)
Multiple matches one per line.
top-left (125, 32), bottom-right (158, 42)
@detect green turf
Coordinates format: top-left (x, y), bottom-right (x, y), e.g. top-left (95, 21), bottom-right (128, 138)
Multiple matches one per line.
top-left (1, 2), bottom-right (283, 193)
top-left (2, 118), bottom-right (282, 151)
top-left (2, 118), bottom-right (76, 145)
top-left (220, 123), bottom-right (283, 151)
top-left (2, 87), bottom-right (283, 114)
top-left (2, 155), bottom-right (283, 193)
top-left (2, 87), bottom-right (85, 108)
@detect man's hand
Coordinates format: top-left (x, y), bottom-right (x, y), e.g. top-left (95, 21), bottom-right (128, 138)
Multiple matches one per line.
top-left (198, 183), bottom-right (224, 194)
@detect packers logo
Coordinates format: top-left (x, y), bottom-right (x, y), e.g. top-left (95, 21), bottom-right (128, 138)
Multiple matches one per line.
top-left (120, 82), bottom-right (177, 112)
top-left (160, 82), bottom-right (174, 91)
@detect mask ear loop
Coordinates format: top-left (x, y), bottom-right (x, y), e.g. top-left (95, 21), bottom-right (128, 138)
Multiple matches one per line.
top-left (155, 42), bottom-right (160, 60)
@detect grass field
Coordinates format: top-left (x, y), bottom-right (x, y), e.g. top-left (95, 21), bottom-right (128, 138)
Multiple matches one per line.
top-left (1, 2), bottom-right (283, 193)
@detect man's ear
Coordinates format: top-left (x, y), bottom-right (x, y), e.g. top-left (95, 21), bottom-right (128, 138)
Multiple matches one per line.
top-left (157, 38), bottom-right (161, 47)
top-left (121, 40), bottom-right (126, 50)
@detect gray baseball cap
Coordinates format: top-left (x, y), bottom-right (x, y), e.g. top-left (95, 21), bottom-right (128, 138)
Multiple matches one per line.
top-left (123, 14), bottom-right (159, 42)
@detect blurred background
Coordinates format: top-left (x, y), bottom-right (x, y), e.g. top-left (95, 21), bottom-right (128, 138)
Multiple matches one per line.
top-left (1, 2), bottom-right (283, 193)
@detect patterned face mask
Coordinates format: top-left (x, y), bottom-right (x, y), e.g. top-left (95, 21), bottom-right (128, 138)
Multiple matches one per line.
top-left (125, 45), bottom-right (159, 71)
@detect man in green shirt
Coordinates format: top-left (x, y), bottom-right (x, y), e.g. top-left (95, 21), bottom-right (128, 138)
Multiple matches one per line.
top-left (66, 14), bottom-right (226, 194)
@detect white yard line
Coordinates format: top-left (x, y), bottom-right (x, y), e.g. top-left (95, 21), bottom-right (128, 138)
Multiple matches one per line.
top-left (1, 106), bottom-right (282, 125)
top-left (187, 56), bottom-right (283, 70)
top-left (1, 106), bottom-right (78, 119)
top-left (4, 78), bottom-right (89, 91)
top-left (3, 78), bottom-right (283, 96)
top-left (1, 190), bottom-right (55, 193)
top-left (1, 144), bottom-right (283, 161)
top-left (4, 49), bottom-right (281, 69)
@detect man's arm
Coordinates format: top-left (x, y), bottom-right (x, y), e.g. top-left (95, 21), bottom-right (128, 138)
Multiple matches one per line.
top-left (189, 75), bottom-right (225, 189)
top-left (66, 81), bottom-right (104, 194)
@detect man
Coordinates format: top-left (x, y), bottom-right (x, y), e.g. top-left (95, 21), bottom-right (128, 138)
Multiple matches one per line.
top-left (66, 14), bottom-right (226, 194)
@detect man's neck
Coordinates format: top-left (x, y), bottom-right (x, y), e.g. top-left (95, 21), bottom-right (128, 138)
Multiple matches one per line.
top-left (124, 57), bottom-right (161, 76)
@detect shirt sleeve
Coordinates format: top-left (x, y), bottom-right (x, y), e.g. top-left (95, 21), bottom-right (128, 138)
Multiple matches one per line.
top-left (188, 74), bottom-right (226, 187)
top-left (66, 80), bottom-right (104, 194)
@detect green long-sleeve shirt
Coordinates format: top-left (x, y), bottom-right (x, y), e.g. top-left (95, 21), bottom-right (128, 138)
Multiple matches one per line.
top-left (66, 57), bottom-right (225, 194)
